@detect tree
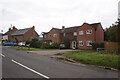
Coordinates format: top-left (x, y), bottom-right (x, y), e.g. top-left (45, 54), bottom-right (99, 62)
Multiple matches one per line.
top-left (105, 19), bottom-right (120, 42)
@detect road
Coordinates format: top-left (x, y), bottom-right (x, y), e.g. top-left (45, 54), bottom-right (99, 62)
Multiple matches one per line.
top-left (1, 46), bottom-right (119, 79)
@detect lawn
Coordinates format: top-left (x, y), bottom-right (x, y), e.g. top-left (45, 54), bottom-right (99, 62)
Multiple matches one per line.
top-left (10, 46), bottom-right (57, 51)
top-left (59, 50), bottom-right (120, 69)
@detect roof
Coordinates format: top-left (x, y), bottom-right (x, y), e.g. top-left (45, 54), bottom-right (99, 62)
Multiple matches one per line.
top-left (3, 30), bottom-right (14, 36)
top-left (11, 27), bottom-right (31, 36)
top-left (62, 26), bottom-right (80, 33)
top-left (88, 23), bottom-right (100, 30)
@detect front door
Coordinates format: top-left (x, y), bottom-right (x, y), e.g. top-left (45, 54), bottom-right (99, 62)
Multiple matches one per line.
top-left (72, 41), bottom-right (76, 49)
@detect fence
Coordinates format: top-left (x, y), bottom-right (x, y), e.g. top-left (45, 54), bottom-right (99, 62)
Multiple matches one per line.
top-left (104, 41), bottom-right (119, 50)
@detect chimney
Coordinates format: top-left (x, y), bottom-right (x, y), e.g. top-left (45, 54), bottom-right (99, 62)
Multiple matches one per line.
top-left (62, 26), bottom-right (65, 30)
top-left (32, 26), bottom-right (35, 29)
top-left (9, 28), bottom-right (11, 31)
top-left (13, 26), bottom-right (15, 30)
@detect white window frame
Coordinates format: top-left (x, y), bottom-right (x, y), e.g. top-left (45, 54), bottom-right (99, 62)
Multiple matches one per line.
top-left (79, 41), bottom-right (84, 46)
top-left (79, 31), bottom-right (84, 35)
top-left (73, 32), bottom-right (77, 36)
top-left (53, 34), bottom-right (57, 37)
top-left (86, 41), bottom-right (92, 46)
top-left (86, 30), bottom-right (92, 34)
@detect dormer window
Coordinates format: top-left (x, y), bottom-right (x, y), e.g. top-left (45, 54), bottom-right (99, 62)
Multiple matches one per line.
top-left (79, 31), bottom-right (84, 35)
top-left (73, 32), bottom-right (77, 36)
top-left (86, 30), bottom-right (92, 34)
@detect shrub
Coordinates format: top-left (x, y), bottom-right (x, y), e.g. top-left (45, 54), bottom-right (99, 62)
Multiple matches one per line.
top-left (51, 42), bottom-right (60, 49)
top-left (41, 42), bottom-right (51, 49)
top-left (30, 38), bottom-right (43, 48)
top-left (92, 42), bottom-right (104, 50)
top-left (25, 41), bottom-right (31, 45)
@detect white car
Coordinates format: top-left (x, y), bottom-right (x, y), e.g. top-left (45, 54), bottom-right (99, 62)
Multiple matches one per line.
top-left (18, 42), bottom-right (25, 46)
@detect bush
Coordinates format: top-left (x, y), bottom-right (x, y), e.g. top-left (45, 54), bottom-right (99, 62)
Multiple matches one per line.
top-left (92, 42), bottom-right (104, 50)
top-left (41, 42), bottom-right (51, 49)
top-left (30, 38), bottom-right (43, 48)
top-left (25, 41), bottom-right (31, 45)
top-left (51, 42), bottom-right (60, 49)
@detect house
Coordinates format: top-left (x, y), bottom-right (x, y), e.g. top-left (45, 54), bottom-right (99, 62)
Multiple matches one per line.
top-left (77, 23), bottom-right (104, 49)
top-left (43, 26), bottom-right (80, 49)
top-left (43, 22), bottom-right (104, 49)
top-left (11, 26), bottom-right (39, 43)
top-left (2, 26), bottom-right (17, 41)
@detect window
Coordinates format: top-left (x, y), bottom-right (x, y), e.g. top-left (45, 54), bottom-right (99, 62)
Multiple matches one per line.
top-left (53, 34), bottom-right (57, 37)
top-left (86, 41), bottom-right (92, 46)
top-left (79, 41), bottom-right (84, 46)
top-left (79, 31), bottom-right (84, 35)
top-left (86, 30), bottom-right (92, 34)
top-left (73, 32), bottom-right (77, 36)
top-left (44, 35), bottom-right (47, 38)
top-left (49, 34), bottom-right (51, 37)
top-left (63, 33), bottom-right (65, 37)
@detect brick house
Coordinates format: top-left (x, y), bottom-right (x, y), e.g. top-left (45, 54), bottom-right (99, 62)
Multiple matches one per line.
top-left (77, 23), bottom-right (104, 49)
top-left (43, 22), bottom-right (104, 49)
top-left (43, 26), bottom-right (80, 49)
top-left (11, 26), bottom-right (39, 43)
top-left (2, 26), bottom-right (18, 41)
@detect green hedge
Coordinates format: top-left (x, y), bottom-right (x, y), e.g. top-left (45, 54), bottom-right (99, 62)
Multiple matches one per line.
top-left (92, 42), bottom-right (104, 50)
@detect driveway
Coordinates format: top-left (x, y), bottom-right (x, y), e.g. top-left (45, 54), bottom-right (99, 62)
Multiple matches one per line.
top-left (27, 49), bottom-right (77, 56)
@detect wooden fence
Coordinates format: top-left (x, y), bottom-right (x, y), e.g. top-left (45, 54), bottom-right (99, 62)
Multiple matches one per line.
top-left (104, 41), bottom-right (120, 50)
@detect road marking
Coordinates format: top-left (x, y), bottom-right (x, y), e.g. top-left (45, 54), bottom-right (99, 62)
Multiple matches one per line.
top-left (11, 59), bottom-right (50, 79)
top-left (0, 53), bottom-right (5, 57)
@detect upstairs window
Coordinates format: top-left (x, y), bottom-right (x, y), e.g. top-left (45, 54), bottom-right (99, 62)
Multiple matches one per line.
top-left (79, 31), bottom-right (84, 35)
top-left (73, 32), bottom-right (77, 36)
top-left (86, 30), bottom-right (92, 34)
top-left (86, 41), bottom-right (92, 46)
top-left (53, 34), bottom-right (57, 37)
top-left (79, 41), bottom-right (84, 46)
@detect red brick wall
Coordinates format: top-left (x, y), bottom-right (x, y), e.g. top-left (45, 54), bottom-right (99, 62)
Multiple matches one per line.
top-left (96, 24), bottom-right (104, 42)
top-left (23, 27), bottom-right (39, 42)
top-left (8, 28), bottom-right (17, 42)
top-left (12, 27), bottom-right (39, 42)
top-left (62, 32), bottom-right (77, 48)
top-left (43, 28), bottom-right (61, 43)
top-left (77, 23), bottom-right (95, 49)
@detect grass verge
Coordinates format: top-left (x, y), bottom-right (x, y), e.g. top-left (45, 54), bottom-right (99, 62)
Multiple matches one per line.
top-left (10, 46), bottom-right (57, 51)
top-left (59, 50), bottom-right (119, 69)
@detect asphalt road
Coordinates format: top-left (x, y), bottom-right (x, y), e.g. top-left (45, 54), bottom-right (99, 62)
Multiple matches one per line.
top-left (1, 46), bottom-right (119, 78)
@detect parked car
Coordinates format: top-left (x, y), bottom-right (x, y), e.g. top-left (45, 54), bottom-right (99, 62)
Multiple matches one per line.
top-left (18, 42), bottom-right (25, 46)
top-left (3, 42), bottom-right (18, 46)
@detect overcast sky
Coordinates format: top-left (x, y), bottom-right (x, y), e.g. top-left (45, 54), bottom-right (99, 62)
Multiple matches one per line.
top-left (0, 0), bottom-right (119, 35)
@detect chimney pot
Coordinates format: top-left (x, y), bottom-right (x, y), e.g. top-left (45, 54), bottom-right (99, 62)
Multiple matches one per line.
top-left (13, 26), bottom-right (15, 29)
top-left (9, 28), bottom-right (11, 31)
top-left (62, 26), bottom-right (65, 30)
